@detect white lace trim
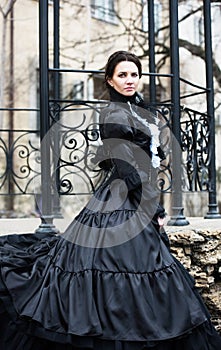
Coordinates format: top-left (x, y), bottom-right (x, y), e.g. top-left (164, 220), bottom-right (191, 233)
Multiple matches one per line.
top-left (127, 102), bottom-right (161, 168)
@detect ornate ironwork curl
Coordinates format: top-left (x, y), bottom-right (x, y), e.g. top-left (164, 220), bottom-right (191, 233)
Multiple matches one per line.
top-left (48, 101), bottom-right (173, 197)
top-left (48, 101), bottom-right (108, 196)
top-left (0, 131), bottom-right (40, 194)
top-left (0, 137), bottom-right (8, 190)
top-left (181, 108), bottom-right (210, 191)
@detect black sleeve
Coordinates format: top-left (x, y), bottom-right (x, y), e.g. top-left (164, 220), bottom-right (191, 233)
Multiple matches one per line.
top-left (101, 109), bottom-right (159, 200)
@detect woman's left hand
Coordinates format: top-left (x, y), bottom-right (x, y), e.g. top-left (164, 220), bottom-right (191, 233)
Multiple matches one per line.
top-left (158, 217), bottom-right (165, 228)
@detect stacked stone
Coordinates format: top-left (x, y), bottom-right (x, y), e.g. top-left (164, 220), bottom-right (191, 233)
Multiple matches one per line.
top-left (168, 229), bottom-right (221, 333)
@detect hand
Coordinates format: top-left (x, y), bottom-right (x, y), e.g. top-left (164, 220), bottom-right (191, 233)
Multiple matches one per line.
top-left (157, 216), bottom-right (165, 228)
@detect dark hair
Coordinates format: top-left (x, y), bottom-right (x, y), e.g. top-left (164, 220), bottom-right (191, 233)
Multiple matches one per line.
top-left (105, 51), bottom-right (142, 88)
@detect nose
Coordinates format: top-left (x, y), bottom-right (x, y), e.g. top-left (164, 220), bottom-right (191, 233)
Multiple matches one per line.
top-left (126, 74), bottom-right (133, 84)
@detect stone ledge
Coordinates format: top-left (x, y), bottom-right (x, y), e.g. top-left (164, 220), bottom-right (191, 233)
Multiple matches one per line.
top-left (167, 225), bottom-right (221, 333)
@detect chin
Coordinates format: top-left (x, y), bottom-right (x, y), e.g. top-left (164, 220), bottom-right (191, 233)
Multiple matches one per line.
top-left (123, 91), bottom-right (135, 96)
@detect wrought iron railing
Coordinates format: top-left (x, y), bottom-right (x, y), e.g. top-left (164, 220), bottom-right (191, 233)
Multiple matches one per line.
top-left (181, 107), bottom-right (210, 192)
top-left (0, 129), bottom-right (40, 195)
top-left (0, 103), bottom-right (212, 211)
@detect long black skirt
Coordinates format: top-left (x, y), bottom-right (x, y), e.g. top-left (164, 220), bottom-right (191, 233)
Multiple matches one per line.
top-left (0, 179), bottom-right (220, 349)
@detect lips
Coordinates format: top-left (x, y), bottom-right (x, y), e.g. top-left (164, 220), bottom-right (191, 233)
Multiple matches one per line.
top-left (125, 87), bottom-right (134, 91)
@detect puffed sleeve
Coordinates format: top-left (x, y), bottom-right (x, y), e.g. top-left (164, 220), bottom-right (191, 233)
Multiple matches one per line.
top-left (100, 107), bottom-right (134, 142)
top-left (100, 108), bottom-right (159, 200)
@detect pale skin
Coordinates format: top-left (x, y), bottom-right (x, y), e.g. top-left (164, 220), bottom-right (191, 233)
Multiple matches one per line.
top-left (107, 61), bottom-right (140, 97)
top-left (107, 60), bottom-right (165, 228)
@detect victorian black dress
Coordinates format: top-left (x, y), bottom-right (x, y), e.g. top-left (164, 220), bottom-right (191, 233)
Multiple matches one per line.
top-left (0, 89), bottom-right (220, 350)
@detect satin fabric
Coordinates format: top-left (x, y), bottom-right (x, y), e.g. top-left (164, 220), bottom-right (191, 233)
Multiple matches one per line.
top-left (0, 97), bottom-right (220, 349)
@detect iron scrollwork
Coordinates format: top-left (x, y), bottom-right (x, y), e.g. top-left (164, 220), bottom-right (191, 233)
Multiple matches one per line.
top-left (155, 104), bottom-right (173, 193)
top-left (0, 104), bottom-right (211, 206)
top-left (49, 101), bottom-right (109, 196)
top-left (0, 130), bottom-right (40, 195)
top-left (48, 101), bottom-right (173, 196)
top-left (181, 107), bottom-right (210, 191)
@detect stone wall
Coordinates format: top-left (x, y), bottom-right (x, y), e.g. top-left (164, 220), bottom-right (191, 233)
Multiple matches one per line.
top-left (167, 228), bottom-right (221, 333)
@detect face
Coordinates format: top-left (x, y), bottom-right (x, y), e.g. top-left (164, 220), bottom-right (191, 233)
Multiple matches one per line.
top-left (107, 61), bottom-right (140, 96)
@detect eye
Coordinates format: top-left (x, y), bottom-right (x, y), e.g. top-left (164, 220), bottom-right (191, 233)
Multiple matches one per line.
top-left (118, 72), bottom-right (126, 78)
top-left (132, 73), bottom-right (138, 77)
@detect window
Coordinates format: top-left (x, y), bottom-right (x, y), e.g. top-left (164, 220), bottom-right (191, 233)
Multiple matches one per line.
top-left (142, 0), bottom-right (148, 32)
top-left (36, 69), bottom-right (63, 131)
top-left (72, 81), bottom-right (84, 100)
top-left (91, 0), bottom-right (117, 24)
top-left (216, 114), bottom-right (221, 127)
top-left (141, 83), bottom-right (165, 102)
top-left (194, 16), bottom-right (204, 46)
top-left (142, 0), bottom-right (162, 34)
top-left (93, 75), bottom-right (109, 100)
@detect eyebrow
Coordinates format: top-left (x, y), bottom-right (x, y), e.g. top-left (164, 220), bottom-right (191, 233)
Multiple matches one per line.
top-left (117, 71), bottom-right (138, 74)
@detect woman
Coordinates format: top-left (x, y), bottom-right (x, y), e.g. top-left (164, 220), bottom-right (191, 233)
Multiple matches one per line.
top-left (0, 51), bottom-right (220, 350)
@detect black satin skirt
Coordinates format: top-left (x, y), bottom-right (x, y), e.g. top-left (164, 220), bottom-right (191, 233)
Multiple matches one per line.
top-left (0, 174), bottom-right (220, 349)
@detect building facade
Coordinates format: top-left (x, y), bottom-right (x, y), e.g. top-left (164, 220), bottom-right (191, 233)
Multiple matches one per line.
top-left (0, 0), bottom-right (220, 219)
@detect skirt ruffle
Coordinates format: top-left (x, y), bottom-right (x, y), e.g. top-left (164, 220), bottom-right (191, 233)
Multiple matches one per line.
top-left (0, 179), bottom-right (220, 349)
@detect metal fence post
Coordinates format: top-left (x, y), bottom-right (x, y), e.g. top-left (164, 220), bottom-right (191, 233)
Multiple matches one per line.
top-left (36, 0), bottom-right (58, 234)
top-left (52, 0), bottom-right (63, 218)
top-left (167, 0), bottom-right (189, 225)
top-left (147, 0), bottom-right (156, 103)
top-left (203, 0), bottom-right (221, 219)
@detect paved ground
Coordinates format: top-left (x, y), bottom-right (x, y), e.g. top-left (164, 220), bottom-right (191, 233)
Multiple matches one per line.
top-left (0, 216), bottom-right (221, 236)
top-left (0, 217), bottom-right (67, 236)
top-left (166, 216), bottom-right (221, 233)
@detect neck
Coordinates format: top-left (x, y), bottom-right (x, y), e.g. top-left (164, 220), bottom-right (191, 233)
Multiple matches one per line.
top-left (109, 87), bottom-right (138, 104)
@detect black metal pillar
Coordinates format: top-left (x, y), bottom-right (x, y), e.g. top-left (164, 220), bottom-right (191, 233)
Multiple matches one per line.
top-left (54, 0), bottom-right (60, 91)
top-left (203, 0), bottom-right (221, 219)
top-left (36, 0), bottom-right (58, 234)
top-left (52, 0), bottom-right (62, 218)
top-left (167, 0), bottom-right (189, 225)
top-left (8, 6), bottom-right (15, 212)
top-left (147, 0), bottom-right (156, 103)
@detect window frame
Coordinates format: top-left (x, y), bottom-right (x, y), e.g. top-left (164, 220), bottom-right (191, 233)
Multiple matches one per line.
top-left (194, 16), bottom-right (204, 46)
top-left (142, 0), bottom-right (162, 34)
top-left (91, 0), bottom-right (117, 25)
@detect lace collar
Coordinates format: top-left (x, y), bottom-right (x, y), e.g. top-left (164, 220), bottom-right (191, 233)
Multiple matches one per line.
top-left (127, 101), bottom-right (161, 169)
top-left (108, 87), bottom-right (161, 168)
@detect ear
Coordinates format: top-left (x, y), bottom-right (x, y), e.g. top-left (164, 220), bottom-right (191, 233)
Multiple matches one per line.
top-left (107, 78), bottom-right (113, 87)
